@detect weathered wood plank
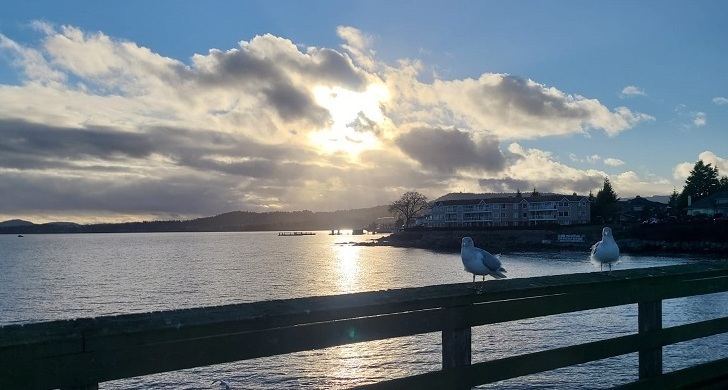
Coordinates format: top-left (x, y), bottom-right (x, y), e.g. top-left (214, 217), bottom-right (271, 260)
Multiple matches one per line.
top-left (353, 316), bottom-right (728, 389)
top-left (638, 300), bottom-right (662, 379)
top-left (613, 356), bottom-right (728, 390)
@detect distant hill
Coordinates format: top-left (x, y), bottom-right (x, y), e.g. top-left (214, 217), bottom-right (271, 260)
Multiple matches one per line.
top-left (0, 205), bottom-right (395, 234)
top-left (0, 219), bottom-right (34, 228)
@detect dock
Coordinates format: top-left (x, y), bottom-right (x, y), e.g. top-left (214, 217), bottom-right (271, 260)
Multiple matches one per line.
top-left (2, 262), bottom-right (728, 389)
top-left (277, 231), bottom-right (316, 236)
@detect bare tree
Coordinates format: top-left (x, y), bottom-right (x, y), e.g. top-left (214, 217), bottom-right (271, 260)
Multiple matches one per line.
top-left (388, 191), bottom-right (429, 228)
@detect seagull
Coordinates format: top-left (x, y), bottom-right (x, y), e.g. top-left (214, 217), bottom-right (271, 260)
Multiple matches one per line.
top-left (212, 380), bottom-right (231, 390)
top-left (460, 237), bottom-right (507, 292)
top-left (590, 227), bottom-right (620, 274)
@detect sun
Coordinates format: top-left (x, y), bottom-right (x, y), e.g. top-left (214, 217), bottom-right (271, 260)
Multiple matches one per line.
top-left (310, 83), bottom-right (389, 156)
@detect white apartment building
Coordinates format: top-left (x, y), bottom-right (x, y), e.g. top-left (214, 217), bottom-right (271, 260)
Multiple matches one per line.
top-left (423, 194), bottom-right (591, 227)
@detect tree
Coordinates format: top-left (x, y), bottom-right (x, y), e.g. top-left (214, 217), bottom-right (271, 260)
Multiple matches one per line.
top-left (720, 176), bottom-right (728, 191)
top-left (677, 160), bottom-right (721, 211)
top-left (592, 178), bottom-right (619, 223)
top-left (668, 188), bottom-right (680, 216)
top-left (388, 191), bottom-right (429, 228)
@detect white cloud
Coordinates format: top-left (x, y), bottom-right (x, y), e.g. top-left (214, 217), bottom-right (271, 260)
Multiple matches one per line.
top-left (673, 151), bottom-right (728, 181)
top-left (610, 171), bottom-right (672, 197)
top-left (713, 97), bottom-right (728, 105)
top-left (693, 112), bottom-right (706, 127)
top-left (620, 85), bottom-right (647, 97)
top-left (586, 155), bottom-right (601, 164)
top-left (604, 158), bottom-right (625, 167)
top-left (412, 75), bottom-right (654, 139)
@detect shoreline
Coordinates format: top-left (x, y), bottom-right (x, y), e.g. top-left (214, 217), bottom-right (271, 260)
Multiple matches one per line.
top-left (357, 224), bottom-right (728, 256)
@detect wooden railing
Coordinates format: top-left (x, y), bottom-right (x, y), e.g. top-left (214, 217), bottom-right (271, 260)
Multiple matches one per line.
top-left (2, 262), bottom-right (728, 389)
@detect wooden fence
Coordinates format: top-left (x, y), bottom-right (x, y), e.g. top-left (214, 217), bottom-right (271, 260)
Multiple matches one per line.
top-left (2, 262), bottom-right (728, 389)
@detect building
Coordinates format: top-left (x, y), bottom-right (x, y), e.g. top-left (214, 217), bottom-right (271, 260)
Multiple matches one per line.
top-left (687, 191), bottom-right (728, 218)
top-left (618, 196), bottom-right (669, 223)
top-left (423, 193), bottom-right (591, 227)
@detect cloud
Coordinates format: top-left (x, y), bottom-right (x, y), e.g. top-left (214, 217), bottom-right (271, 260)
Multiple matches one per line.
top-left (713, 97), bottom-right (728, 105)
top-left (673, 151), bottom-right (728, 181)
top-left (397, 74), bottom-right (654, 139)
top-left (609, 171), bottom-right (672, 197)
top-left (476, 143), bottom-right (606, 195)
top-left (693, 112), bottom-right (706, 127)
top-left (395, 127), bottom-right (507, 174)
top-left (620, 85), bottom-right (647, 98)
top-left (0, 23), bottom-right (662, 223)
top-left (604, 158), bottom-right (625, 167)
top-left (587, 155), bottom-right (601, 164)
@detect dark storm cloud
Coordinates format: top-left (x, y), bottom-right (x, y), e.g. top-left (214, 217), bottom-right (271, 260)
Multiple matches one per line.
top-left (489, 75), bottom-right (589, 119)
top-left (479, 175), bottom-right (604, 195)
top-left (478, 177), bottom-right (531, 192)
top-left (395, 127), bottom-right (506, 173)
top-left (188, 38), bottom-right (367, 126)
top-left (0, 119), bottom-right (154, 168)
top-left (303, 48), bottom-right (368, 91)
top-left (0, 171), bottom-right (242, 216)
top-left (262, 81), bottom-right (330, 124)
top-left (0, 119), bottom-right (320, 183)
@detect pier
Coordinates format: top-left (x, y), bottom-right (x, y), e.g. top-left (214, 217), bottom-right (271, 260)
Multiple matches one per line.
top-left (2, 262), bottom-right (728, 389)
top-left (277, 231), bottom-right (316, 236)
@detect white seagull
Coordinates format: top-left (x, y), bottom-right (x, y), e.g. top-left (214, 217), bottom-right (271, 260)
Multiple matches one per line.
top-left (212, 380), bottom-right (231, 390)
top-left (590, 227), bottom-right (620, 273)
top-left (460, 237), bottom-right (507, 292)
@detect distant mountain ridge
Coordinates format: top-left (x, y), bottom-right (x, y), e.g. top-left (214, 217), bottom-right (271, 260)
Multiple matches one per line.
top-left (0, 206), bottom-right (394, 234)
top-left (0, 219), bottom-right (34, 228)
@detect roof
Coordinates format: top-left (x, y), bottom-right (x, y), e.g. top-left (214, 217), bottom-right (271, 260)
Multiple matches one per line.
top-left (432, 193), bottom-right (589, 207)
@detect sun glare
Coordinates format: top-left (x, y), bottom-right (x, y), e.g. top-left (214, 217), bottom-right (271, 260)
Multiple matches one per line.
top-left (310, 84), bottom-right (389, 156)
top-left (334, 244), bottom-right (361, 293)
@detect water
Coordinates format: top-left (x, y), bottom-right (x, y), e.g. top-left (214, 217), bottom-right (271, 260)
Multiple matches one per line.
top-left (1, 232), bottom-right (727, 389)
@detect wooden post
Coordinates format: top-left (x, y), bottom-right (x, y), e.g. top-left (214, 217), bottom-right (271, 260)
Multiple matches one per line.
top-left (638, 300), bottom-right (663, 379)
top-left (442, 307), bottom-right (471, 389)
top-left (61, 385), bottom-right (99, 390)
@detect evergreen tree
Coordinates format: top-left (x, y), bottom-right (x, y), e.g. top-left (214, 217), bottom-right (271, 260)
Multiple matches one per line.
top-left (677, 160), bottom-right (721, 211)
top-left (592, 178), bottom-right (619, 223)
top-left (668, 188), bottom-right (680, 216)
top-left (720, 176), bottom-right (728, 191)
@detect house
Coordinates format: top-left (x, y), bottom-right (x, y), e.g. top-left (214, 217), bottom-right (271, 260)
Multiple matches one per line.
top-left (423, 193), bottom-right (591, 227)
top-left (618, 196), bottom-right (669, 222)
top-left (687, 191), bottom-right (728, 218)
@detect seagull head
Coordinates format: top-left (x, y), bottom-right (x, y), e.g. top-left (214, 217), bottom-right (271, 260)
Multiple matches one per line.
top-left (462, 237), bottom-right (474, 248)
top-left (602, 227), bottom-right (613, 237)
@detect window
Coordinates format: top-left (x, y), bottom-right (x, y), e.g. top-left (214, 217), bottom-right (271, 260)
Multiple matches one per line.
top-left (523, 212), bottom-right (528, 218)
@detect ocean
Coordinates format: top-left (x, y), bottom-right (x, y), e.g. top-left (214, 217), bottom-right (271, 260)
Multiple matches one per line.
top-left (1, 232), bottom-right (727, 389)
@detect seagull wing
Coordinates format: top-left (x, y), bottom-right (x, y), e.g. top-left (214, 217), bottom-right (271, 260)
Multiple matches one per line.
top-left (476, 247), bottom-right (506, 278)
top-left (590, 241), bottom-right (601, 256)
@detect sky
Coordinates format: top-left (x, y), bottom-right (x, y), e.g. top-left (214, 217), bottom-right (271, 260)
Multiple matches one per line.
top-left (1, 1), bottom-right (727, 224)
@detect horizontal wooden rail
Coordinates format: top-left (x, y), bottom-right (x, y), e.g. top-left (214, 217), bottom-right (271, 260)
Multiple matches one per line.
top-left (2, 262), bottom-right (728, 389)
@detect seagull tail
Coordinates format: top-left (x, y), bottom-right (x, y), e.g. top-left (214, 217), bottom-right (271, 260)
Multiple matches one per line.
top-left (492, 271), bottom-right (507, 279)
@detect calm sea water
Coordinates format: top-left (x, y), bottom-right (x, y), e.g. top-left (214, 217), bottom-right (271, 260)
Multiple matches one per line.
top-left (1, 232), bottom-right (727, 389)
